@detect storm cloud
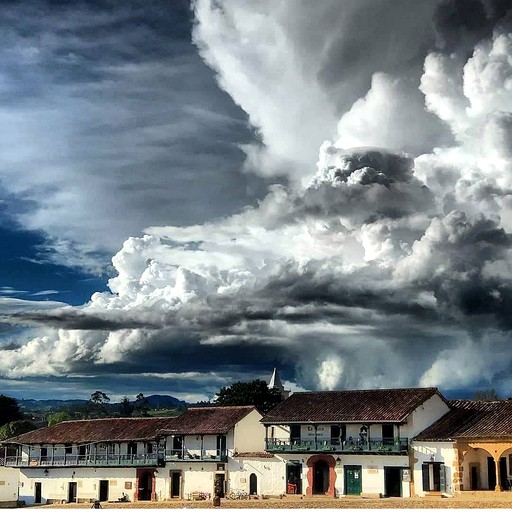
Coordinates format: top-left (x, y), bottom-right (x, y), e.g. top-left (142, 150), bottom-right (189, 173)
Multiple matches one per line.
top-left (3, 0), bottom-right (512, 399)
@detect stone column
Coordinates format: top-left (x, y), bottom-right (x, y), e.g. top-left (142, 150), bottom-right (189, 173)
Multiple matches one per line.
top-left (494, 457), bottom-right (502, 492)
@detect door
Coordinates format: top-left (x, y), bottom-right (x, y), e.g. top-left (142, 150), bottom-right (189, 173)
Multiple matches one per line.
top-left (216, 435), bottom-right (227, 460)
top-left (34, 482), bottom-right (42, 504)
top-left (214, 473), bottom-right (225, 498)
top-left (384, 467), bottom-right (401, 497)
top-left (68, 482), bottom-right (77, 503)
top-left (286, 463), bottom-right (302, 494)
top-left (172, 436), bottom-right (183, 458)
top-left (344, 465), bottom-right (362, 495)
top-left (138, 471), bottom-right (153, 501)
top-left (170, 471), bottom-right (181, 498)
top-left (470, 465), bottom-right (478, 490)
top-left (99, 480), bottom-right (109, 501)
top-left (249, 473), bottom-right (258, 495)
top-left (313, 460), bottom-right (329, 494)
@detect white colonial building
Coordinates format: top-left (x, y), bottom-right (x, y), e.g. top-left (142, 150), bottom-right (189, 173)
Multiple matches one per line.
top-left (5, 385), bottom-right (512, 503)
top-left (1, 405), bottom-right (269, 504)
top-left (259, 387), bottom-right (450, 498)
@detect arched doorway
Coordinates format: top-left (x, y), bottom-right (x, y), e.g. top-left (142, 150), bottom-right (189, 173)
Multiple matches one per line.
top-left (249, 473), bottom-right (258, 495)
top-left (306, 455), bottom-right (336, 496)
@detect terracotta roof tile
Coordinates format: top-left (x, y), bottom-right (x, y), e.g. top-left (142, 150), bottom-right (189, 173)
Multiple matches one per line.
top-left (233, 452), bottom-right (274, 458)
top-left (413, 399), bottom-right (512, 441)
top-left (3, 406), bottom-right (258, 445)
top-left (261, 388), bottom-right (439, 424)
top-left (4, 417), bottom-right (178, 445)
top-left (159, 406), bottom-right (257, 435)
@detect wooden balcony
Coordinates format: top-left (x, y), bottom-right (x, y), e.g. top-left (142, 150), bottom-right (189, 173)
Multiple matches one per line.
top-left (2, 453), bottom-right (161, 468)
top-left (164, 448), bottom-right (228, 462)
top-left (265, 437), bottom-right (409, 454)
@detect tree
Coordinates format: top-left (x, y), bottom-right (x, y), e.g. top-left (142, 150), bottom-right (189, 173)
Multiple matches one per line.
top-left (214, 379), bottom-right (284, 413)
top-left (134, 393), bottom-right (150, 417)
top-left (474, 388), bottom-right (500, 401)
top-left (119, 397), bottom-right (133, 418)
top-left (47, 411), bottom-right (73, 426)
top-left (0, 395), bottom-right (22, 427)
top-left (88, 391), bottom-right (110, 418)
top-left (0, 420), bottom-right (37, 441)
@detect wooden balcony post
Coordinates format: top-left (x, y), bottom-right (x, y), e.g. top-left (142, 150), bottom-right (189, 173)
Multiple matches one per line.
top-left (314, 425), bottom-right (318, 450)
top-left (200, 435), bottom-right (204, 460)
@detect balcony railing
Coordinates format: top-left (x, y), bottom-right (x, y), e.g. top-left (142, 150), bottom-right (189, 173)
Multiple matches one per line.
top-left (3, 453), bottom-right (160, 468)
top-left (265, 437), bottom-right (408, 454)
top-left (164, 448), bottom-right (228, 462)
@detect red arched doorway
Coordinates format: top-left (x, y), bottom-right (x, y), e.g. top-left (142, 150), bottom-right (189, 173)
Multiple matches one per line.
top-left (306, 455), bottom-right (336, 497)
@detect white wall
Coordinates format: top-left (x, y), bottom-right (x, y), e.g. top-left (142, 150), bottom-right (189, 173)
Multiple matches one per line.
top-left (402, 394), bottom-right (450, 440)
top-left (234, 409), bottom-right (265, 453)
top-left (230, 456), bottom-right (285, 496)
top-left (0, 467), bottom-right (18, 503)
top-left (411, 441), bottom-right (457, 496)
top-left (19, 467), bottom-right (137, 505)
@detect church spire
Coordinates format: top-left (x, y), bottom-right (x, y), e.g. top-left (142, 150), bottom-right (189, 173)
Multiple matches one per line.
top-left (268, 367), bottom-right (290, 399)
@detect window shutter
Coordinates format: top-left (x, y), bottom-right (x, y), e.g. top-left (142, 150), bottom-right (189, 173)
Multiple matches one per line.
top-left (439, 464), bottom-right (446, 492)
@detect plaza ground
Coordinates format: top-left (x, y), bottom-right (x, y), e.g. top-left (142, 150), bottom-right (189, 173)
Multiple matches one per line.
top-left (37, 493), bottom-right (512, 508)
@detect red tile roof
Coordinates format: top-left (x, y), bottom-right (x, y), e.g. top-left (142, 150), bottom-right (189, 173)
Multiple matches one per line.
top-left (4, 417), bottom-right (178, 445)
top-left (414, 400), bottom-right (512, 441)
top-left (260, 388), bottom-right (440, 424)
top-left (159, 406), bottom-right (257, 435)
top-left (4, 406), bottom-right (258, 445)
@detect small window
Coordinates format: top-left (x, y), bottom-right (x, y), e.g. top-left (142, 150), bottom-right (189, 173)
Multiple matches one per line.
top-left (65, 445), bottom-right (72, 454)
top-left (146, 443), bottom-right (153, 454)
top-left (41, 447), bottom-right (48, 458)
top-left (127, 442), bottom-right (137, 455)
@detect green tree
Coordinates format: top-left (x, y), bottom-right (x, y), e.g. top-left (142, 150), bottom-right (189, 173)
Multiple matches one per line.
top-left (0, 395), bottom-right (22, 427)
top-left (119, 397), bottom-right (133, 417)
top-left (214, 379), bottom-right (284, 413)
top-left (134, 393), bottom-right (150, 417)
top-left (0, 420), bottom-right (37, 441)
top-left (474, 388), bottom-right (500, 401)
top-left (88, 391), bottom-right (110, 418)
top-left (47, 411), bottom-right (73, 426)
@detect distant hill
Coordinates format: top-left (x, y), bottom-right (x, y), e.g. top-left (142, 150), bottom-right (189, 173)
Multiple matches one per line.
top-left (18, 394), bottom-right (187, 412)
top-left (144, 395), bottom-right (186, 409)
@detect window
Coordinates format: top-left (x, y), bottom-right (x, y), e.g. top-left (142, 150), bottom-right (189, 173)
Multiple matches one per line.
top-left (290, 425), bottom-right (301, 443)
top-left (65, 445), bottom-right (72, 454)
top-left (127, 442), bottom-right (137, 455)
top-left (78, 445), bottom-right (87, 456)
top-left (331, 425), bottom-right (346, 445)
top-left (422, 462), bottom-right (446, 492)
top-left (40, 447), bottom-right (48, 459)
top-left (382, 424), bottom-right (394, 444)
top-left (146, 443), bottom-right (153, 454)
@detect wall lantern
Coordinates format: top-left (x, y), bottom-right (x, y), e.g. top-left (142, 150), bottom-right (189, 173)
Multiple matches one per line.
top-left (44, 469), bottom-right (49, 476)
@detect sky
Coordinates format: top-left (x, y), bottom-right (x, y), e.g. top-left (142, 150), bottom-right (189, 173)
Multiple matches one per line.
top-left (2, 0), bottom-right (512, 402)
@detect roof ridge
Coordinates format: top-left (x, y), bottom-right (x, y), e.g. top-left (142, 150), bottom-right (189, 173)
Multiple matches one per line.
top-left (292, 387), bottom-right (438, 394)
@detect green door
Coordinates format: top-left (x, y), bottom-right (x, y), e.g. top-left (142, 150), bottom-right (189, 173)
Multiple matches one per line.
top-left (344, 465), bottom-right (362, 495)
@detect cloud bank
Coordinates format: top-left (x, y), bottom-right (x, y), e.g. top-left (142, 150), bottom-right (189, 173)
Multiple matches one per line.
top-left (4, 0), bottom-right (512, 397)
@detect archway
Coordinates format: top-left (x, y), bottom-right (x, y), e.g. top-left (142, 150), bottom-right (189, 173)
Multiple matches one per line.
top-left (249, 473), bottom-right (258, 495)
top-left (306, 455), bottom-right (336, 497)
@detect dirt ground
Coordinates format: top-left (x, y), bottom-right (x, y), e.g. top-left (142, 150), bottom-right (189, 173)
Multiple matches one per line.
top-left (39, 494), bottom-right (512, 509)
